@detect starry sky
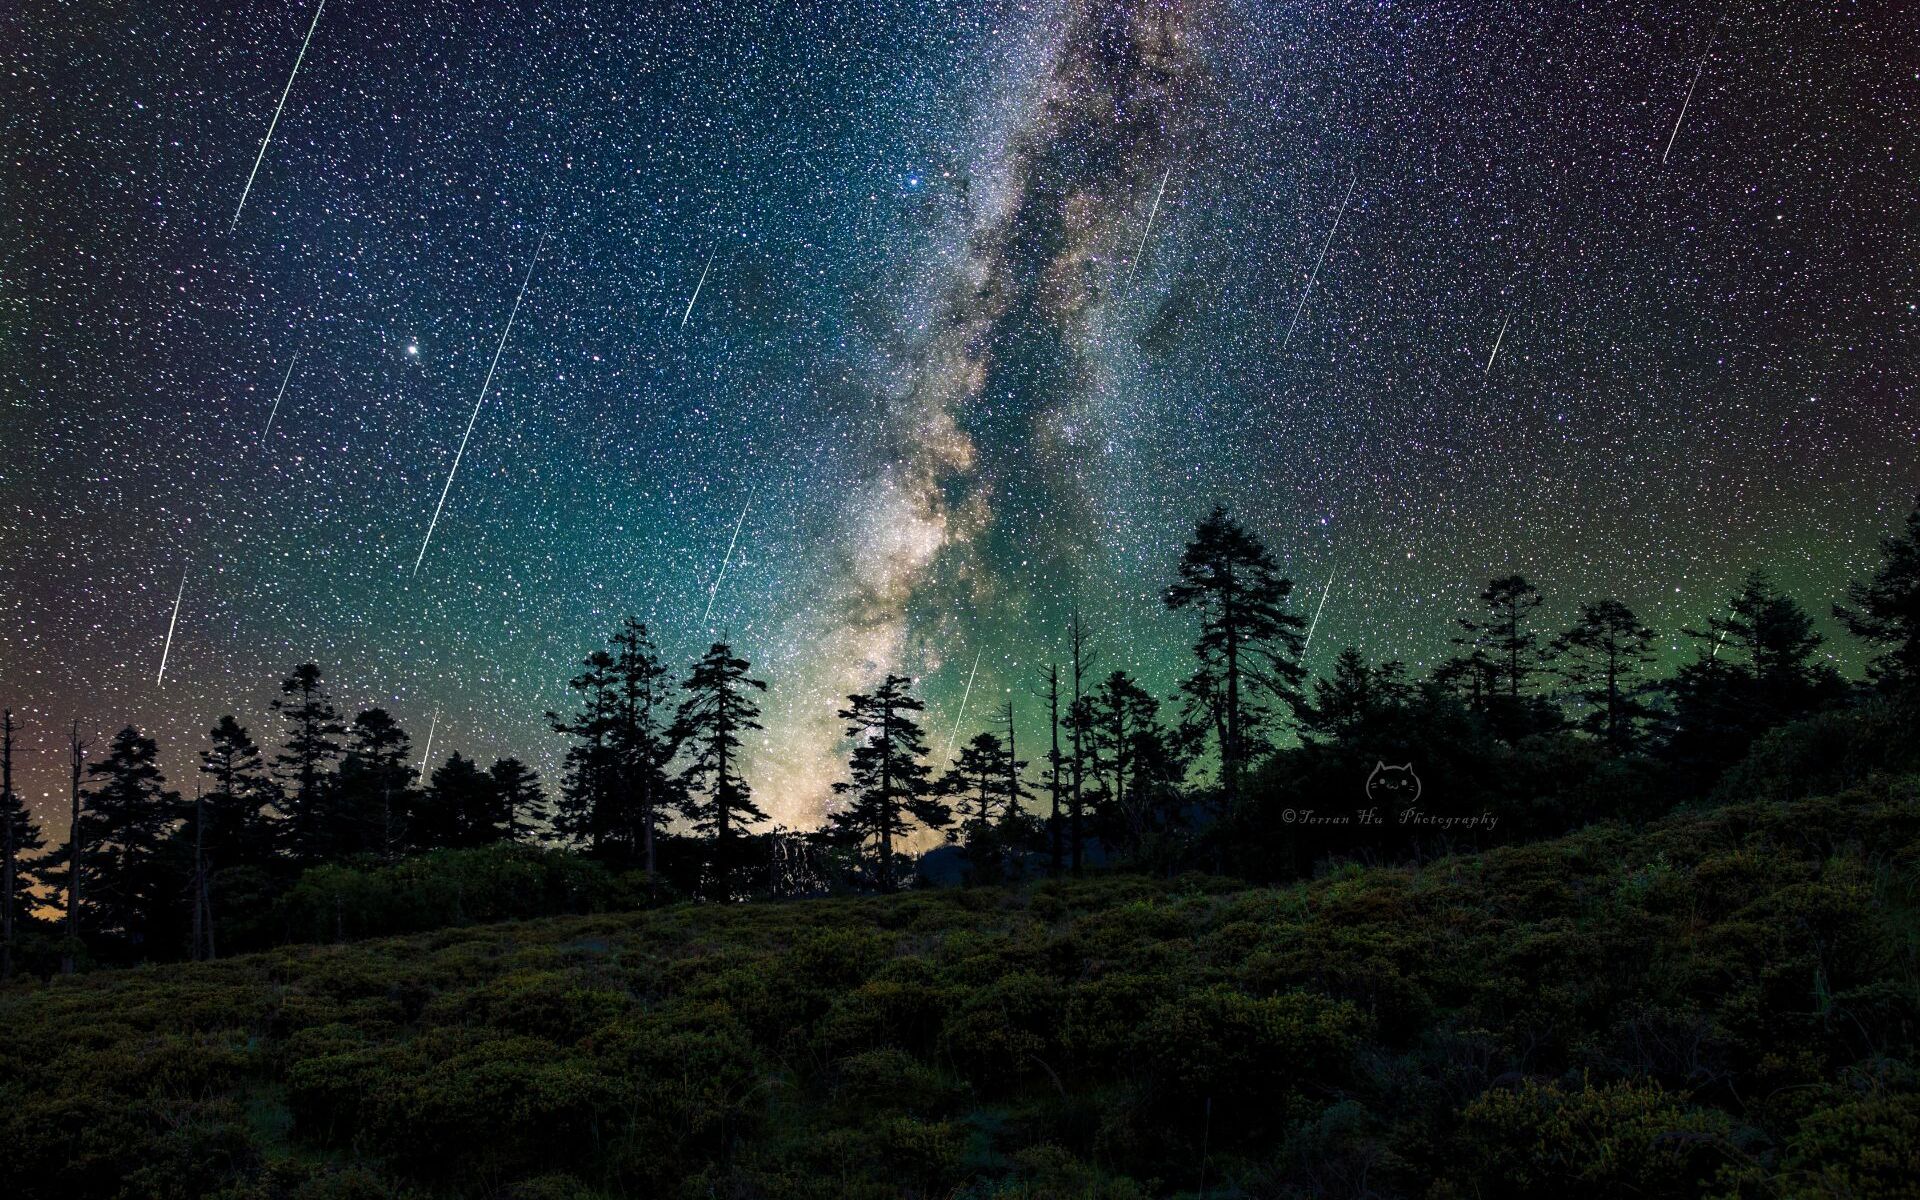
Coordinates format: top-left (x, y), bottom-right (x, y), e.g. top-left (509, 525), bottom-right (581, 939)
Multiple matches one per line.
top-left (3, 0), bottom-right (1915, 831)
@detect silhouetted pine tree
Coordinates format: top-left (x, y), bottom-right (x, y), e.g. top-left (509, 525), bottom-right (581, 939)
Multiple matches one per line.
top-left (334, 709), bottom-right (414, 858)
top-left (829, 675), bottom-right (950, 891)
top-left (1085, 671), bottom-right (1182, 859)
top-left (489, 757), bottom-right (547, 843)
top-left (199, 716), bottom-right (278, 864)
top-left (2, 710), bottom-right (46, 978)
top-left (416, 753), bottom-right (504, 849)
top-left (59, 727), bottom-right (178, 957)
top-left (270, 664), bottom-right (345, 863)
top-left (1039, 664), bottom-right (1066, 877)
top-left (938, 726), bottom-right (1032, 881)
top-left (1549, 600), bottom-right (1659, 752)
top-left (1836, 497), bottom-right (1920, 692)
top-left (1664, 571), bottom-right (1847, 789)
top-left (677, 643), bottom-right (767, 900)
top-left (1066, 613), bottom-right (1095, 873)
top-left (1301, 649), bottom-right (1414, 745)
top-left (1163, 506), bottom-right (1305, 809)
top-left (609, 619), bottom-right (683, 883)
top-left (550, 649), bottom-right (618, 854)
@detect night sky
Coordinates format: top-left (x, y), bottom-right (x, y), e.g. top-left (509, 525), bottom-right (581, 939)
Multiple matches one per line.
top-left (4, 0), bottom-right (1915, 831)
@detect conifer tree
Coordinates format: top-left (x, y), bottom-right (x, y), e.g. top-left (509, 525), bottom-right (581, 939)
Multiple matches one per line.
top-left (829, 675), bottom-right (950, 891)
top-left (1066, 614), bottom-right (1095, 872)
top-left (270, 663), bottom-right (345, 862)
top-left (1836, 497), bottom-right (1920, 691)
top-left (1302, 649), bottom-right (1413, 744)
top-left (677, 642), bottom-right (767, 900)
top-left (1549, 600), bottom-right (1659, 751)
top-left (550, 649), bottom-right (618, 853)
top-left (1, 710), bottom-right (46, 978)
top-left (416, 753), bottom-right (503, 849)
top-left (334, 709), bottom-right (414, 858)
top-left (1163, 506), bottom-right (1304, 808)
top-left (609, 619), bottom-right (683, 883)
top-left (489, 757), bottom-right (547, 843)
top-left (1456, 575), bottom-right (1546, 702)
top-left (60, 727), bottom-right (178, 956)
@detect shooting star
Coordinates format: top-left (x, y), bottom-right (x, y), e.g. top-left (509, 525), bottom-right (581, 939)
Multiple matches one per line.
top-left (944, 649), bottom-right (982, 760)
top-left (156, 564), bottom-right (187, 685)
top-left (418, 711), bottom-right (438, 776)
top-left (1302, 565), bottom-right (1337, 658)
top-left (680, 249), bottom-right (716, 328)
top-left (1282, 171), bottom-right (1357, 349)
top-left (700, 485), bottom-right (757, 625)
top-left (412, 232), bottom-right (547, 578)
top-left (1484, 314), bottom-right (1510, 376)
top-left (1123, 165), bottom-right (1173, 291)
top-left (1661, 42), bottom-right (1711, 165)
top-left (232, 0), bottom-right (328, 232)
top-left (262, 350), bottom-right (298, 442)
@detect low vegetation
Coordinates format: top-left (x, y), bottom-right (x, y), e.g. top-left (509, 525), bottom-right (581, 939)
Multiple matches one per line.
top-left (5, 773), bottom-right (1918, 1198)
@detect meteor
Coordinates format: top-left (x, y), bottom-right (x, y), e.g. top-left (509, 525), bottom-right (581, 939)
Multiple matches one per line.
top-left (262, 350), bottom-right (298, 442)
top-left (232, 0), bottom-right (328, 232)
top-left (418, 711), bottom-right (438, 777)
top-left (412, 233), bottom-right (547, 578)
top-left (1123, 165), bottom-right (1173, 291)
top-left (1281, 171), bottom-right (1357, 350)
top-left (944, 649), bottom-right (982, 760)
top-left (1662, 45), bottom-right (1710, 165)
top-left (156, 564), bottom-right (187, 685)
top-left (701, 485), bottom-right (757, 626)
top-left (681, 249), bottom-right (716, 328)
top-left (1302, 565), bottom-right (1336, 658)
top-left (1484, 314), bottom-right (1509, 376)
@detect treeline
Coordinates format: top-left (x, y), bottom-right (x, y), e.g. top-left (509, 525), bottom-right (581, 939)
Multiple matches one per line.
top-left (3, 499), bottom-right (1918, 975)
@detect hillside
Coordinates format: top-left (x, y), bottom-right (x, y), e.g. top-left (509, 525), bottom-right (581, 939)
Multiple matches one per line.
top-left (4, 784), bottom-right (1918, 1200)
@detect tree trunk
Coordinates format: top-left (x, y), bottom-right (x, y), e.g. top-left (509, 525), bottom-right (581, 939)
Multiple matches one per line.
top-left (62, 723), bottom-right (85, 975)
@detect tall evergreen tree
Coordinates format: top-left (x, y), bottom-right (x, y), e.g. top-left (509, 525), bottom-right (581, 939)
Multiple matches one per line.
top-left (1664, 571), bottom-right (1847, 787)
top-left (199, 716), bottom-right (278, 865)
top-left (550, 649), bottom-right (618, 854)
top-left (609, 619), bottom-right (683, 883)
top-left (1836, 497), bottom-right (1920, 691)
top-left (1549, 600), bottom-right (1659, 751)
top-left (1456, 575), bottom-right (1546, 702)
top-left (334, 709), bottom-right (414, 858)
top-left (1040, 663), bottom-right (1066, 877)
top-left (490, 758), bottom-right (547, 844)
top-left (1302, 649), bottom-right (1413, 745)
top-left (829, 675), bottom-right (951, 891)
top-left (60, 722), bottom-right (88, 975)
top-left (416, 752), bottom-right (505, 849)
top-left (1085, 672), bottom-right (1182, 858)
top-left (1163, 506), bottom-right (1305, 808)
top-left (59, 727), bottom-right (178, 956)
top-left (1, 710), bottom-right (46, 978)
top-left (1066, 614), bottom-right (1095, 873)
top-left (677, 643), bottom-right (767, 900)
top-left (937, 727), bottom-right (1033, 883)
top-left (270, 663), bottom-right (345, 862)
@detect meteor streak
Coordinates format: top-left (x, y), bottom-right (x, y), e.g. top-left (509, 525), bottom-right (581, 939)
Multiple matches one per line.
top-left (418, 711), bottom-right (438, 777)
top-left (156, 564), bottom-right (187, 685)
top-left (701, 485), bottom-right (757, 626)
top-left (681, 249), bottom-right (716, 328)
top-left (1282, 171), bottom-right (1357, 349)
top-left (1303, 565), bottom-right (1336, 657)
top-left (1662, 44), bottom-right (1710, 165)
top-left (944, 649), bottom-right (982, 760)
top-left (1484, 314), bottom-right (1509, 376)
top-left (263, 350), bottom-right (298, 442)
top-left (1123, 165), bottom-right (1173, 291)
top-left (232, 0), bottom-right (327, 232)
top-left (412, 233), bottom-right (547, 578)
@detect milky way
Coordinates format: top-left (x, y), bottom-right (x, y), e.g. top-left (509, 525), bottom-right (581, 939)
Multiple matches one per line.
top-left (2, 0), bottom-right (1915, 829)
